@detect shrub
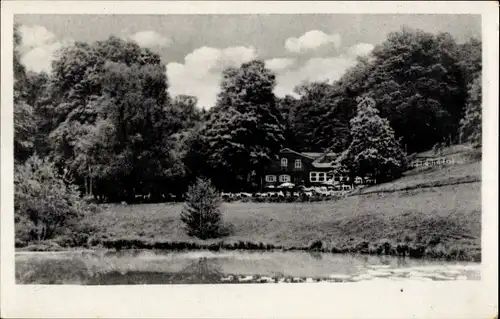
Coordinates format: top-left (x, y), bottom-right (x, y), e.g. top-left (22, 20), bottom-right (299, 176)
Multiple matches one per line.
top-left (308, 240), bottom-right (323, 250)
top-left (14, 155), bottom-right (98, 243)
top-left (180, 178), bottom-right (226, 239)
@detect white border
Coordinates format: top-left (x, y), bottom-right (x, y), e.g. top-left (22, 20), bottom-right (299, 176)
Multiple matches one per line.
top-left (1, 2), bottom-right (498, 318)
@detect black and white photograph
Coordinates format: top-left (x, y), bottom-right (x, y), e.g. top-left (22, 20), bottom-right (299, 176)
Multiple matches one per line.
top-left (1, 1), bottom-right (498, 318)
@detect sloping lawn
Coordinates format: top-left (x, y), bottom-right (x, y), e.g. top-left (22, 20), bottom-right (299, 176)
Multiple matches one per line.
top-left (86, 181), bottom-right (480, 261)
top-left (355, 161), bottom-right (481, 195)
top-left (21, 157), bottom-right (481, 261)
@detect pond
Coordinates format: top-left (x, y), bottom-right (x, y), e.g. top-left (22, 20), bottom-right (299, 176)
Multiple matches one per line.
top-left (16, 249), bottom-right (480, 285)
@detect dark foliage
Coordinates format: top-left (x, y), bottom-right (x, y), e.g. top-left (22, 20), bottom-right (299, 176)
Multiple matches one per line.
top-left (180, 178), bottom-right (227, 239)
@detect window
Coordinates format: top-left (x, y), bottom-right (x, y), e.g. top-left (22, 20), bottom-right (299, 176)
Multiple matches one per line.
top-left (294, 159), bottom-right (302, 169)
top-left (310, 172), bottom-right (318, 182)
top-left (279, 175), bottom-right (291, 183)
top-left (310, 172), bottom-right (326, 183)
top-left (281, 158), bottom-right (288, 167)
top-left (265, 175), bottom-right (276, 182)
top-left (318, 172), bottom-right (326, 182)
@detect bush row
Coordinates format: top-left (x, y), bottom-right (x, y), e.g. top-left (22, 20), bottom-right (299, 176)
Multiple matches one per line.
top-left (224, 194), bottom-right (346, 203)
top-left (15, 237), bottom-right (478, 262)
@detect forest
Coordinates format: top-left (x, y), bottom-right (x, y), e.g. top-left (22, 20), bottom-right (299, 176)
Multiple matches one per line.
top-left (14, 24), bottom-right (482, 203)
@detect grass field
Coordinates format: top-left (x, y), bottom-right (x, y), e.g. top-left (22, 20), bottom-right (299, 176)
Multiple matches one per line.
top-left (354, 161), bottom-right (481, 195)
top-left (74, 159), bottom-right (481, 261)
top-left (21, 150), bottom-right (482, 261)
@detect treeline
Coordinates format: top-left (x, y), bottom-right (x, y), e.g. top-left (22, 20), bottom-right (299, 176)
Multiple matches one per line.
top-left (14, 25), bottom-right (482, 202)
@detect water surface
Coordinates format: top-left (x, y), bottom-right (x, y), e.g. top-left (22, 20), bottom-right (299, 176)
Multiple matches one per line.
top-left (16, 250), bottom-right (480, 285)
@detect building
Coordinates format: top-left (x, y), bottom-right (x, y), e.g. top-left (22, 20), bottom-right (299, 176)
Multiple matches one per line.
top-left (408, 156), bottom-right (455, 169)
top-left (262, 148), bottom-right (354, 188)
top-left (407, 144), bottom-right (473, 169)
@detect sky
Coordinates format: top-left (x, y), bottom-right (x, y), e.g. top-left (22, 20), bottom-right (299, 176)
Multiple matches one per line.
top-left (15, 14), bottom-right (481, 108)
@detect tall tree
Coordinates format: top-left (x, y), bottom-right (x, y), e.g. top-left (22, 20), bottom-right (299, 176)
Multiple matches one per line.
top-left (190, 60), bottom-right (285, 191)
top-left (75, 60), bottom-right (175, 201)
top-left (13, 24), bottom-right (36, 162)
top-left (335, 97), bottom-right (407, 183)
top-left (365, 28), bottom-right (468, 153)
top-left (459, 75), bottom-right (482, 147)
top-left (276, 95), bottom-right (298, 149)
top-left (455, 37), bottom-right (482, 87)
top-left (292, 81), bottom-right (354, 152)
top-left (168, 95), bottom-right (202, 132)
top-left (39, 36), bottom-right (176, 201)
top-left (289, 56), bottom-right (375, 153)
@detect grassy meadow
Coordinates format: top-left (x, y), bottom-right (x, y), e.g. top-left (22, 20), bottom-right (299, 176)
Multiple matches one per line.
top-left (20, 156), bottom-right (482, 262)
top-left (355, 160), bottom-right (481, 195)
top-left (66, 160), bottom-right (481, 261)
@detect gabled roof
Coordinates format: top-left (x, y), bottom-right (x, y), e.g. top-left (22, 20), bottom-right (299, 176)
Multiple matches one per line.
top-left (312, 162), bottom-right (335, 168)
top-left (301, 152), bottom-right (323, 159)
top-left (314, 152), bottom-right (337, 163)
top-left (280, 148), bottom-right (317, 160)
top-left (279, 148), bottom-right (338, 168)
top-left (311, 152), bottom-right (338, 168)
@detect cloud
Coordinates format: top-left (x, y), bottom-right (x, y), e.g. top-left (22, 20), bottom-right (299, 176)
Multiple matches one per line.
top-left (265, 58), bottom-right (296, 71)
top-left (18, 25), bottom-right (73, 73)
top-left (21, 43), bottom-right (63, 74)
top-left (270, 42), bottom-right (374, 97)
top-left (128, 30), bottom-right (172, 49)
top-left (18, 25), bottom-right (56, 49)
top-left (167, 41), bottom-right (373, 107)
top-left (273, 56), bottom-right (357, 97)
top-left (285, 30), bottom-right (342, 53)
top-left (167, 45), bottom-right (258, 108)
top-left (347, 43), bottom-right (375, 57)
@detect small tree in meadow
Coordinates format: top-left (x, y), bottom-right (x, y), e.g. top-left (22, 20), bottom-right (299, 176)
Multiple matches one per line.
top-left (180, 178), bottom-right (224, 239)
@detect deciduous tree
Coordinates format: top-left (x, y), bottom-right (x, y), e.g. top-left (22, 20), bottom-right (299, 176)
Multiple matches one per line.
top-left (460, 75), bottom-right (482, 147)
top-left (191, 60), bottom-right (285, 191)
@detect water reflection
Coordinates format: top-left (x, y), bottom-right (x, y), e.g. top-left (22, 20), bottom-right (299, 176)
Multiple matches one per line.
top-left (16, 257), bottom-right (89, 284)
top-left (173, 257), bottom-right (224, 282)
top-left (308, 251), bottom-right (323, 260)
top-left (377, 255), bottom-right (392, 266)
top-left (15, 250), bottom-right (481, 285)
top-left (87, 256), bottom-right (224, 285)
top-left (396, 256), bottom-right (409, 268)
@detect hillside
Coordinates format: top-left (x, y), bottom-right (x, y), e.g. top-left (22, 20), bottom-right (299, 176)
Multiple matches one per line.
top-left (354, 161), bottom-right (480, 195)
top-left (353, 144), bottom-right (481, 195)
